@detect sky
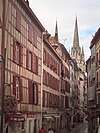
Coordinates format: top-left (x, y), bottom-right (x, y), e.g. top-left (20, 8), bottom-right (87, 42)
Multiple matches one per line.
top-left (28, 0), bottom-right (100, 61)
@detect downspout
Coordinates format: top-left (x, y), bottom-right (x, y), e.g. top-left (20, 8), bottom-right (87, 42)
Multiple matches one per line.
top-left (40, 31), bottom-right (46, 128)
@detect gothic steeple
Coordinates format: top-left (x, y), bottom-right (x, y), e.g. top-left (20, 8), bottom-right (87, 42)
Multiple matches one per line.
top-left (71, 17), bottom-right (81, 57)
top-left (73, 16), bottom-right (79, 48)
top-left (55, 20), bottom-right (58, 42)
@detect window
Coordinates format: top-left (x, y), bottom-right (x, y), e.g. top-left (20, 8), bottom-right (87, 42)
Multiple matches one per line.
top-left (26, 50), bottom-right (38, 74)
top-left (32, 54), bottom-right (38, 74)
top-left (60, 96), bottom-right (65, 109)
top-left (13, 39), bottom-right (23, 65)
top-left (33, 83), bottom-right (38, 104)
top-left (13, 75), bottom-right (22, 101)
top-left (28, 80), bottom-right (38, 105)
top-left (16, 77), bottom-right (20, 100)
top-left (43, 91), bottom-right (48, 107)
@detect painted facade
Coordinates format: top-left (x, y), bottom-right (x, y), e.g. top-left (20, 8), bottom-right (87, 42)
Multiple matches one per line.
top-left (42, 31), bottom-right (61, 133)
top-left (49, 21), bottom-right (71, 131)
top-left (0, 0), bottom-right (45, 133)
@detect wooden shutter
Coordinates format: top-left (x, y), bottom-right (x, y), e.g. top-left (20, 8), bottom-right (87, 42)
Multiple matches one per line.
top-left (26, 50), bottom-right (29, 69)
top-left (16, 10), bottom-right (21, 32)
top-left (19, 45), bottom-right (23, 65)
top-left (28, 80), bottom-right (33, 104)
top-left (13, 75), bottom-right (16, 96)
top-left (36, 84), bottom-right (38, 105)
top-left (32, 54), bottom-right (35, 72)
top-left (43, 70), bottom-right (45, 84)
top-left (28, 24), bottom-right (32, 42)
top-left (34, 32), bottom-right (37, 47)
top-left (36, 56), bottom-right (38, 74)
top-left (13, 39), bottom-right (16, 61)
top-left (32, 54), bottom-right (38, 74)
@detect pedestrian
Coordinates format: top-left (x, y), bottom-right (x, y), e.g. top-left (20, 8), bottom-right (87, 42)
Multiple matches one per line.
top-left (48, 128), bottom-right (54, 133)
top-left (39, 127), bottom-right (45, 133)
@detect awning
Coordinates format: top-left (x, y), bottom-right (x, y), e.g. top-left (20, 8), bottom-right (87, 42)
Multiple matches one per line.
top-left (5, 112), bottom-right (25, 122)
top-left (42, 115), bottom-right (53, 121)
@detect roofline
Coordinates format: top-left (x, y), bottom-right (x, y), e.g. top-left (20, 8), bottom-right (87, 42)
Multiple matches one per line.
top-left (90, 28), bottom-right (100, 49)
top-left (17, 0), bottom-right (45, 31)
top-left (43, 39), bottom-right (61, 61)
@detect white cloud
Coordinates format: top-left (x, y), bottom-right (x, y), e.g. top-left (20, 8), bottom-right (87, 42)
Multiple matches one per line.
top-left (29, 0), bottom-right (100, 61)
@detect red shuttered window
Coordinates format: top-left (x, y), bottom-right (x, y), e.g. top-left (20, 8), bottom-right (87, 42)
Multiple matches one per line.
top-left (32, 54), bottom-right (38, 74)
top-left (28, 80), bottom-right (38, 105)
top-left (13, 39), bottom-right (23, 66)
top-left (16, 10), bottom-right (21, 32)
top-left (13, 75), bottom-right (23, 101)
top-left (26, 50), bottom-right (38, 74)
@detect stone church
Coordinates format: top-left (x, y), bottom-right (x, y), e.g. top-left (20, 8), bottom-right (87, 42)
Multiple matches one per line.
top-left (71, 17), bottom-right (86, 119)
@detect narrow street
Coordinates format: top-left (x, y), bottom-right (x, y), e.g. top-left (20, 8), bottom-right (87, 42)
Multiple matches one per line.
top-left (70, 120), bottom-right (88, 133)
top-left (60, 118), bottom-right (88, 133)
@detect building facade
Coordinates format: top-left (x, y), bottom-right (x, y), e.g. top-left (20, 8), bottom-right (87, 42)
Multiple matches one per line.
top-left (0, 0), bottom-right (45, 132)
top-left (49, 21), bottom-right (71, 131)
top-left (95, 28), bottom-right (100, 131)
top-left (42, 31), bottom-right (61, 133)
top-left (86, 28), bottom-right (100, 133)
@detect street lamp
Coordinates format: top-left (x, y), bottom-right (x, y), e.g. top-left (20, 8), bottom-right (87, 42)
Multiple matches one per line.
top-left (0, 48), bottom-right (6, 133)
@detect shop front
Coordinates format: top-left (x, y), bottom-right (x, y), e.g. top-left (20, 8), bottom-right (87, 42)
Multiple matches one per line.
top-left (42, 114), bottom-right (60, 133)
top-left (5, 112), bottom-right (25, 133)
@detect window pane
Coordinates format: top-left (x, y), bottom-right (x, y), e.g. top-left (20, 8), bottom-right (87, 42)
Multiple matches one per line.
top-left (16, 77), bottom-right (20, 100)
top-left (15, 43), bottom-right (20, 63)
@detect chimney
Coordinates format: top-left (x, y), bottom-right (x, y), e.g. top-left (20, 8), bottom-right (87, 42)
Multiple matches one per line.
top-left (26, 0), bottom-right (29, 6)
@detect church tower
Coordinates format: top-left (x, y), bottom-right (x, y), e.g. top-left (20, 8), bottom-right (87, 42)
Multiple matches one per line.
top-left (55, 20), bottom-right (59, 43)
top-left (71, 17), bottom-right (85, 72)
top-left (71, 17), bottom-right (86, 119)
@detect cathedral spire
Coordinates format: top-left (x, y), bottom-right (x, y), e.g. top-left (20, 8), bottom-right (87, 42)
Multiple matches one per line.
top-left (73, 16), bottom-right (79, 48)
top-left (55, 20), bottom-right (58, 42)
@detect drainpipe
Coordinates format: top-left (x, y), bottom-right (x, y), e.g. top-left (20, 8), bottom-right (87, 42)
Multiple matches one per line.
top-left (40, 31), bottom-right (46, 128)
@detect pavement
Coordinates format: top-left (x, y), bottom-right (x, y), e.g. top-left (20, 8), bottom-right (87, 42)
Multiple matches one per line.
top-left (59, 119), bottom-right (88, 133)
